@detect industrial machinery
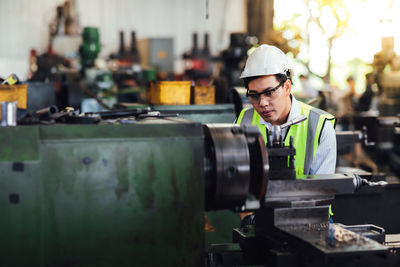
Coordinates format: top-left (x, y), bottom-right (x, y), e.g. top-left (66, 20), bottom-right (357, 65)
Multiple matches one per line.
top-left (0, 111), bottom-right (267, 266)
top-left (183, 33), bottom-right (213, 85)
top-left (1, 110), bottom-right (399, 266)
top-left (331, 36), bottom-right (400, 235)
top-left (207, 123), bottom-right (399, 267)
top-left (333, 115), bottom-right (400, 235)
top-left (79, 27), bottom-right (101, 70)
top-left (215, 33), bottom-right (257, 106)
top-left (219, 33), bottom-right (252, 90)
top-left (358, 36), bottom-right (400, 174)
top-left (152, 104), bottom-right (237, 124)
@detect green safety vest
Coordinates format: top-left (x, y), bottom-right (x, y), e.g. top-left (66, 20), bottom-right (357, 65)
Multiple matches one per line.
top-left (236, 101), bottom-right (336, 176)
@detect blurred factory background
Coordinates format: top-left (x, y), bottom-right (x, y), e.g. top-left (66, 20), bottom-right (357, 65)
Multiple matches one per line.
top-left (2, 0), bottom-right (400, 113)
top-left (0, 0), bottom-right (245, 79)
top-left (2, 0), bottom-right (400, 266)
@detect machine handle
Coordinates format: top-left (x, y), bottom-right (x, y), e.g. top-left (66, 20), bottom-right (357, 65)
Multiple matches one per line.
top-left (280, 115), bottom-right (307, 129)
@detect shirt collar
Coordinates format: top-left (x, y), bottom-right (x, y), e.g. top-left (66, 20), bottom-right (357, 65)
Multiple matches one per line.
top-left (259, 94), bottom-right (301, 129)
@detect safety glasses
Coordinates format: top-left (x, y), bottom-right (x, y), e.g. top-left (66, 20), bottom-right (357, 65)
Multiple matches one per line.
top-left (246, 79), bottom-right (286, 104)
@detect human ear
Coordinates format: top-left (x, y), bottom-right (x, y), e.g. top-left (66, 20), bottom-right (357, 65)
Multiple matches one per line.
top-left (284, 80), bottom-right (292, 96)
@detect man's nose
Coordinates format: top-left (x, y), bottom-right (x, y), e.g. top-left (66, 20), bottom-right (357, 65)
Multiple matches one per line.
top-left (258, 94), bottom-right (270, 106)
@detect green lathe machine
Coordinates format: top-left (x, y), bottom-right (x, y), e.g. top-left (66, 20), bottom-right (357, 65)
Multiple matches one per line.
top-left (1, 110), bottom-right (400, 267)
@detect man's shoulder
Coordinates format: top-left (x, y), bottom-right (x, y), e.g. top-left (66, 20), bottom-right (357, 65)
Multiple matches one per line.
top-left (238, 107), bottom-right (254, 116)
top-left (296, 100), bottom-right (335, 118)
top-left (237, 107), bottom-right (256, 125)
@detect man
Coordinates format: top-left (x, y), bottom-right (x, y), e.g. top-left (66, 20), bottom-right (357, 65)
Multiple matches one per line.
top-left (236, 44), bottom-right (336, 175)
top-left (336, 76), bottom-right (357, 131)
top-left (356, 73), bottom-right (375, 112)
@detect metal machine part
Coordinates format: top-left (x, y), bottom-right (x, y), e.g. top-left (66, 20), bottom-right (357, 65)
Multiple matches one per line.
top-left (204, 124), bottom-right (269, 211)
top-left (215, 171), bottom-right (393, 267)
top-left (36, 105), bottom-right (59, 116)
top-left (332, 172), bottom-right (400, 234)
top-left (229, 87), bottom-right (252, 118)
top-left (346, 115), bottom-right (400, 176)
top-left (2, 108), bottom-right (399, 267)
top-left (216, 33), bottom-right (252, 104)
top-left (336, 126), bottom-right (375, 153)
top-left (266, 115), bottom-right (306, 180)
top-left (1, 118), bottom-right (270, 266)
top-left (264, 173), bottom-right (363, 208)
top-left (267, 115), bottom-right (308, 148)
top-left (270, 125), bottom-right (282, 146)
top-left (258, 173), bottom-right (368, 233)
top-left (267, 135), bottom-right (296, 180)
top-left (153, 104), bottom-right (237, 124)
top-left (84, 107), bottom-right (151, 119)
top-left (280, 114), bottom-right (307, 129)
top-left (1, 101), bottom-right (17, 126)
top-left (207, 119), bottom-right (398, 267)
top-left (1, 120), bottom-right (208, 266)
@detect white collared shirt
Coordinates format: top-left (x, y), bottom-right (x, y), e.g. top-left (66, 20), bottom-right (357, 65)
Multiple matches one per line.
top-left (258, 95), bottom-right (337, 174)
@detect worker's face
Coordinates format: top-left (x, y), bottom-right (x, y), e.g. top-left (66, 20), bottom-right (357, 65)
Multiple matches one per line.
top-left (247, 75), bottom-right (292, 125)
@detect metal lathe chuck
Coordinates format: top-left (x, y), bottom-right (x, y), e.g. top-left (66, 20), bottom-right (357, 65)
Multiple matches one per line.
top-left (203, 124), bottom-right (269, 211)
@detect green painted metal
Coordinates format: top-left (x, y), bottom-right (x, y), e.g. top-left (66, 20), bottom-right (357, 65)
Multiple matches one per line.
top-left (0, 122), bottom-right (204, 266)
top-left (0, 126), bottom-right (40, 161)
top-left (151, 104), bottom-right (240, 247)
top-left (205, 210), bottom-right (241, 245)
top-left (153, 104), bottom-right (236, 124)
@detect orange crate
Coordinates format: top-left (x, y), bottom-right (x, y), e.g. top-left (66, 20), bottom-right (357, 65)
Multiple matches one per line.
top-left (193, 85), bottom-right (215, 104)
top-left (149, 81), bottom-right (191, 105)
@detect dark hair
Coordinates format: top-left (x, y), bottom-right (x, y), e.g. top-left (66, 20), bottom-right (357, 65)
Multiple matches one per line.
top-left (244, 73), bottom-right (289, 89)
top-left (346, 76), bottom-right (354, 82)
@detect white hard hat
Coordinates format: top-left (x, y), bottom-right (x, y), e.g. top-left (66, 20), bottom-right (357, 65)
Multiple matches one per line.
top-left (240, 44), bottom-right (294, 79)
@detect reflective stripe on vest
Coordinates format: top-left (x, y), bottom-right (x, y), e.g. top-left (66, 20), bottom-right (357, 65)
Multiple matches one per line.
top-left (237, 108), bottom-right (268, 143)
top-left (236, 104), bottom-right (335, 176)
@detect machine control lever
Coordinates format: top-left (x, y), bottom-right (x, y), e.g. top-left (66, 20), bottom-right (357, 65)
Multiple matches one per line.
top-left (280, 115), bottom-right (307, 129)
top-left (268, 115), bottom-right (307, 148)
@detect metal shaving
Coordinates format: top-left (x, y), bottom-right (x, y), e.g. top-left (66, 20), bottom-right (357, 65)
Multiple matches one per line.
top-left (316, 224), bottom-right (368, 248)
